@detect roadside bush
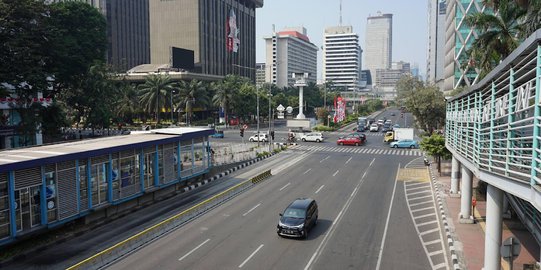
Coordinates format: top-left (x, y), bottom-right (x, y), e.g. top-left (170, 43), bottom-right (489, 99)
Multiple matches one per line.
top-left (313, 125), bottom-right (334, 132)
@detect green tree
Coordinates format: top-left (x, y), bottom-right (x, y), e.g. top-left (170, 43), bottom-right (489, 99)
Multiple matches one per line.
top-left (396, 76), bottom-right (446, 134)
top-left (519, 0), bottom-right (541, 38)
top-left (464, 0), bottom-right (524, 79)
top-left (73, 63), bottom-right (116, 129)
top-left (114, 83), bottom-right (140, 125)
top-left (212, 74), bottom-right (247, 125)
top-left (234, 83), bottom-right (257, 122)
top-left (138, 74), bottom-right (176, 125)
top-left (177, 80), bottom-right (209, 126)
top-left (0, 0), bottom-right (55, 144)
top-left (47, 1), bottom-right (107, 95)
top-left (420, 133), bottom-right (452, 175)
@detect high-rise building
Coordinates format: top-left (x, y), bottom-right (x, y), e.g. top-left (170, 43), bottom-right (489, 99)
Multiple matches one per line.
top-left (150, 0), bottom-right (263, 81)
top-left (375, 61), bottom-right (411, 101)
top-left (364, 12), bottom-right (393, 85)
top-left (106, 0), bottom-right (150, 72)
top-left (427, 0), bottom-right (447, 86)
top-left (263, 27), bottom-right (318, 88)
top-left (255, 63), bottom-right (266, 88)
top-left (443, 0), bottom-right (486, 93)
top-left (323, 26), bottom-right (362, 91)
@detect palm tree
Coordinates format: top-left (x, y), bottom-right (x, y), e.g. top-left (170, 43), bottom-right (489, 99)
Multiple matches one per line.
top-left (465, 0), bottom-right (525, 78)
top-left (137, 74), bottom-right (176, 125)
top-left (177, 79), bottom-right (208, 126)
top-left (518, 0), bottom-right (541, 38)
top-left (212, 74), bottom-right (245, 126)
top-left (114, 83), bottom-right (139, 124)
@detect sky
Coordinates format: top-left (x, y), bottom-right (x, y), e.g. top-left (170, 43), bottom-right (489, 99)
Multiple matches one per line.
top-left (255, 0), bottom-right (429, 80)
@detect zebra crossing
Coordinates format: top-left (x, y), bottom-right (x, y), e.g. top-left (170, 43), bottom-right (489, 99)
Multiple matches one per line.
top-left (293, 145), bottom-right (423, 156)
top-left (334, 132), bottom-right (384, 137)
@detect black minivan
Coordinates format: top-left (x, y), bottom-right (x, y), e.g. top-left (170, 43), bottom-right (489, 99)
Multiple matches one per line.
top-left (277, 198), bottom-right (318, 238)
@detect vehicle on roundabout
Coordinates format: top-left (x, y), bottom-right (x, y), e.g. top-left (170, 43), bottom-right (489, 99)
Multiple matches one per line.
top-left (300, 132), bottom-right (324, 142)
top-left (249, 133), bottom-right (268, 142)
top-left (337, 133), bottom-right (366, 146)
top-left (390, 139), bottom-right (418, 149)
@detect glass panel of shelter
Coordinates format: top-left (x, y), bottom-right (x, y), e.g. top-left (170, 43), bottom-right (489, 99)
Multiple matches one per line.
top-left (14, 184), bottom-right (41, 231)
top-left (0, 174), bottom-right (9, 239)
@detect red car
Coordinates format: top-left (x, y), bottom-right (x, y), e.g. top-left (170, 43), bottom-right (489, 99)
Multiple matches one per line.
top-left (337, 134), bottom-right (365, 146)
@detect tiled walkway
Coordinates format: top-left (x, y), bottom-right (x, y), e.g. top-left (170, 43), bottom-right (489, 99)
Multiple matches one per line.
top-left (435, 162), bottom-right (539, 270)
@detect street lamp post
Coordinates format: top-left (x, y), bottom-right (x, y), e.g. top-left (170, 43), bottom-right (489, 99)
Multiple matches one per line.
top-left (257, 87), bottom-right (260, 147)
top-left (170, 90), bottom-right (176, 125)
top-left (268, 91), bottom-right (272, 152)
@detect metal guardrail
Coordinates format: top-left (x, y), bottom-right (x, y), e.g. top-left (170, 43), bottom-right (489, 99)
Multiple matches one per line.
top-left (67, 169), bottom-right (273, 270)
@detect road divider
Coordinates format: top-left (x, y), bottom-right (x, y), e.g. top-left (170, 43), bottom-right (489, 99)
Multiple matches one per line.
top-left (251, 170), bottom-right (272, 183)
top-left (68, 169), bottom-right (274, 270)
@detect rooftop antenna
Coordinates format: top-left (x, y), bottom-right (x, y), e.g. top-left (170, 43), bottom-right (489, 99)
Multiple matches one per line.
top-left (339, 0), bottom-right (343, 25)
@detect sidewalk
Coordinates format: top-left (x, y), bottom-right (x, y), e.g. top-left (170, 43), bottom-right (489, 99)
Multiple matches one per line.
top-left (434, 162), bottom-right (539, 270)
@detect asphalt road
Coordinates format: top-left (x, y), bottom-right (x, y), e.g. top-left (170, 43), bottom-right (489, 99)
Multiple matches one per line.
top-left (109, 110), bottom-right (445, 270)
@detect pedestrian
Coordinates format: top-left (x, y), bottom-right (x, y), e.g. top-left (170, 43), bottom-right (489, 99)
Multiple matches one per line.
top-left (472, 196), bottom-right (477, 223)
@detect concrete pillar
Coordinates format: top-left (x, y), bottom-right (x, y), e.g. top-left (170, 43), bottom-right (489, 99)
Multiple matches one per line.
top-left (459, 166), bottom-right (473, 222)
top-left (484, 184), bottom-right (503, 270)
top-left (451, 156), bottom-right (460, 195)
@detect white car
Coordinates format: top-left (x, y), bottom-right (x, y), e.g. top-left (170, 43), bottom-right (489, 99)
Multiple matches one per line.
top-left (249, 133), bottom-right (268, 142)
top-left (369, 123), bottom-right (379, 132)
top-left (300, 132), bottom-right (324, 142)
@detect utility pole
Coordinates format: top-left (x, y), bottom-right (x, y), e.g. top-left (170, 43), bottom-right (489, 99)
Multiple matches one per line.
top-left (268, 90), bottom-right (272, 152)
top-left (257, 87), bottom-right (260, 147)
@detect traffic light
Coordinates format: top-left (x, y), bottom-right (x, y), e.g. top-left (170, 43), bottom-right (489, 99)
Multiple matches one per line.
top-left (401, 113), bottom-right (404, 118)
top-left (240, 128), bottom-right (244, 137)
top-left (270, 131), bottom-right (275, 140)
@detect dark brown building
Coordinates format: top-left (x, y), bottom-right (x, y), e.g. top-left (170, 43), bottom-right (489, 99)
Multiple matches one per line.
top-left (149, 0), bottom-right (263, 80)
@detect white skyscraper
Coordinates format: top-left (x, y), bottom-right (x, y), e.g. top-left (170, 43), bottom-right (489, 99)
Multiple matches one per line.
top-left (364, 12), bottom-right (393, 85)
top-left (263, 27), bottom-right (318, 88)
top-left (323, 25), bottom-right (362, 91)
top-left (427, 0), bottom-right (447, 86)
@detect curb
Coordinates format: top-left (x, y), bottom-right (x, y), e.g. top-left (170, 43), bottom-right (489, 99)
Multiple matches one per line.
top-left (180, 152), bottom-right (275, 194)
top-left (428, 164), bottom-right (461, 270)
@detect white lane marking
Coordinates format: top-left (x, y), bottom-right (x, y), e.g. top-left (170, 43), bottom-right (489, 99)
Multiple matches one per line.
top-left (375, 163), bottom-right (400, 270)
top-left (332, 170), bottom-right (339, 177)
top-left (279, 182), bottom-right (291, 191)
top-left (315, 185), bottom-right (325, 194)
top-left (345, 157), bottom-right (352, 164)
top-left (272, 152), bottom-right (311, 175)
top-left (411, 206), bottom-right (434, 213)
top-left (320, 155), bottom-right (330, 163)
top-left (242, 203), bottom-right (261, 217)
top-left (419, 228), bottom-right (440, 236)
top-left (178, 238), bottom-right (210, 261)
top-left (303, 168), bottom-right (312, 174)
top-left (304, 158), bottom-right (376, 270)
top-left (238, 244), bottom-right (264, 268)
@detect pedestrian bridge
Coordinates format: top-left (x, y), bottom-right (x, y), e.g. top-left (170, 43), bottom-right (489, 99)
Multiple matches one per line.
top-left (445, 29), bottom-right (541, 269)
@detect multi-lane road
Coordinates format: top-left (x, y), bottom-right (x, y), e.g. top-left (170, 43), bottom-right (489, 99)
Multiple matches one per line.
top-left (108, 110), bottom-right (450, 270)
top-left (3, 109), bottom-right (450, 270)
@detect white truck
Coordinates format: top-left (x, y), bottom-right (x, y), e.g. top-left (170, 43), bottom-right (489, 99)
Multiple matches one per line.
top-left (384, 128), bottom-right (414, 143)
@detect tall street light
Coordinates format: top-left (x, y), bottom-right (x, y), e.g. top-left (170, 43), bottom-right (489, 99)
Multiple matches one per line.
top-left (170, 89), bottom-right (176, 125)
top-left (256, 86), bottom-right (260, 147)
top-left (268, 91), bottom-right (273, 152)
